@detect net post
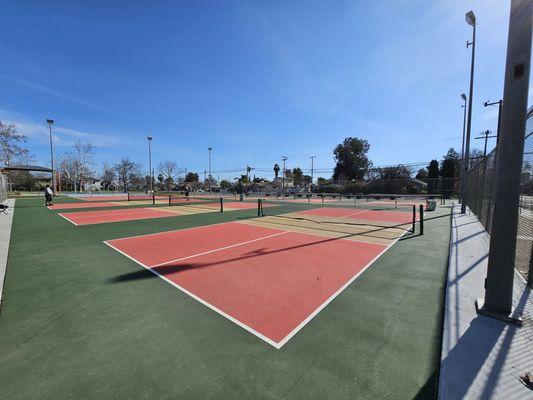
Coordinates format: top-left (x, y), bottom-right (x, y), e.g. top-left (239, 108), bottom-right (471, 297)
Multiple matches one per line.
top-left (412, 205), bottom-right (416, 233)
top-left (220, 197), bottom-right (223, 212)
top-left (152, 193), bottom-right (155, 205)
top-left (419, 204), bottom-right (424, 235)
top-left (168, 194), bottom-right (171, 206)
top-left (257, 199), bottom-right (261, 217)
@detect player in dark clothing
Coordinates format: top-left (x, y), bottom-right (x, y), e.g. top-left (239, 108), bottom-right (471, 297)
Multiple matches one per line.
top-left (44, 184), bottom-right (53, 206)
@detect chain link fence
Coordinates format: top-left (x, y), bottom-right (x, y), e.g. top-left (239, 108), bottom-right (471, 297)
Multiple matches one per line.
top-left (517, 107), bottom-right (532, 281)
top-left (465, 106), bottom-right (532, 282)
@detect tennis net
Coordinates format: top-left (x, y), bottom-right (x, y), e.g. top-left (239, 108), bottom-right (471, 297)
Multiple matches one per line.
top-left (168, 194), bottom-right (224, 212)
top-left (255, 198), bottom-right (425, 240)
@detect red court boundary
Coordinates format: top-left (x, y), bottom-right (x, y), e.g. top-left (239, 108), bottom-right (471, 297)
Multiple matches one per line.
top-left (59, 208), bottom-right (180, 226)
top-left (105, 221), bottom-right (405, 348)
top-left (296, 207), bottom-right (417, 224)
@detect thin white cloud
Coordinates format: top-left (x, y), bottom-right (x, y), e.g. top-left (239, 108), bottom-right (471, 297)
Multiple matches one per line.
top-left (0, 111), bottom-right (120, 148)
top-left (0, 74), bottom-right (133, 119)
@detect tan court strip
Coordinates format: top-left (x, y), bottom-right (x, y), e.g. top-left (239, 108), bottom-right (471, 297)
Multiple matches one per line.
top-left (240, 214), bottom-right (410, 246)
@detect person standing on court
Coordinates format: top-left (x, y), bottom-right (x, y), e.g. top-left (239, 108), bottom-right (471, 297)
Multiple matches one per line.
top-left (44, 184), bottom-right (53, 207)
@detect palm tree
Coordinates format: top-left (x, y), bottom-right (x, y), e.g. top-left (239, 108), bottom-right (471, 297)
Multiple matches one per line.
top-left (273, 163), bottom-right (280, 179)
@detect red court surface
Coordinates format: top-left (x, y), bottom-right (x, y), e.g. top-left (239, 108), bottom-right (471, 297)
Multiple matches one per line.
top-left (59, 208), bottom-right (180, 226)
top-left (105, 222), bottom-right (389, 348)
top-left (48, 202), bottom-right (122, 210)
top-left (296, 207), bottom-right (417, 224)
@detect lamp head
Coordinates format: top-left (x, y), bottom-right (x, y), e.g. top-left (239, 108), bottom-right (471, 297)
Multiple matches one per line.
top-left (46, 119), bottom-right (54, 125)
top-left (147, 136), bottom-right (152, 141)
top-left (465, 11), bottom-right (476, 26)
top-left (461, 93), bottom-right (467, 101)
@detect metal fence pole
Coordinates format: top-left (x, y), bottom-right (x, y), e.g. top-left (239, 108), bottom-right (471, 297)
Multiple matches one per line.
top-left (480, 0), bottom-right (532, 319)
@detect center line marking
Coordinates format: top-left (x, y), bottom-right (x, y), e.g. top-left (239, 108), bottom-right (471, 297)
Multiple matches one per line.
top-left (150, 231), bottom-right (290, 268)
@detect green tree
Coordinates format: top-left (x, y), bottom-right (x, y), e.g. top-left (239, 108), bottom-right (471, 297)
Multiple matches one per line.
top-left (427, 160), bottom-right (439, 194)
top-left (220, 180), bottom-right (232, 190)
top-left (441, 148), bottom-right (460, 198)
top-left (415, 168), bottom-right (428, 180)
top-left (292, 167), bottom-right (304, 186)
top-left (185, 172), bottom-right (199, 182)
top-left (273, 163), bottom-right (280, 179)
top-left (333, 137), bottom-right (372, 180)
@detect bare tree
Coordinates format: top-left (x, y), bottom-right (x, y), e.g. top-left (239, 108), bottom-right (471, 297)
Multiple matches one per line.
top-left (0, 122), bottom-right (32, 191)
top-left (158, 160), bottom-right (178, 191)
top-left (100, 162), bottom-right (116, 191)
top-left (58, 141), bottom-right (95, 192)
top-left (115, 157), bottom-right (143, 192)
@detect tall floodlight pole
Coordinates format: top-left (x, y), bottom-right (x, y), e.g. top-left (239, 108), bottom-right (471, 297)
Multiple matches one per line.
top-left (309, 156), bottom-right (316, 192)
top-left (46, 119), bottom-right (55, 195)
top-left (459, 94), bottom-right (467, 203)
top-left (281, 156), bottom-right (288, 197)
top-left (208, 147), bottom-right (212, 193)
top-left (460, 11), bottom-right (476, 214)
top-left (147, 136), bottom-right (153, 193)
top-left (478, 0), bottom-right (531, 319)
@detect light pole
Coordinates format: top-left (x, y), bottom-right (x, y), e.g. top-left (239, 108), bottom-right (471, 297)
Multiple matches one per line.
top-left (208, 147), bottom-right (212, 193)
top-left (309, 155), bottom-right (316, 192)
top-left (47, 119), bottom-right (55, 195)
top-left (460, 10), bottom-right (476, 214)
top-left (459, 94), bottom-right (467, 203)
top-left (484, 100), bottom-right (503, 144)
top-left (147, 136), bottom-right (153, 193)
top-left (281, 156), bottom-right (288, 198)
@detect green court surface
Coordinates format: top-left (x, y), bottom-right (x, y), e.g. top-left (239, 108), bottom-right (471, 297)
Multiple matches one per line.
top-left (0, 198), bottom-right (451, 399)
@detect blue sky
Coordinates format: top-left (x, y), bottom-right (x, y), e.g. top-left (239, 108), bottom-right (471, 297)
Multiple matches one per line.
top-left (0, 0), bottom-right (517, 181)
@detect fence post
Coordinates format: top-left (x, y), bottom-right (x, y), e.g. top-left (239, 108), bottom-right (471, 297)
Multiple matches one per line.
top-left (412, 205), bottom-right (416, 233)
top-left (479, 0), bottom-right (531, 321)
top-left (419, 204), bottom-right (424, 235)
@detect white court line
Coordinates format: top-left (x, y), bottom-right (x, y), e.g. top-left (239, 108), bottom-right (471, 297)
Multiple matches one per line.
top-left (57, 213), bottom-right (80, 226)
top-left (103, 240), bottom-right (283, 349)
top-left (59, 208), bottom-right (175, 226)
top-left (107, 220), bottom-right (245, 242)
top-left (275, 230), bottom-right (406, 348)
top-left (341, 210), bottom-right (369, 219)
top-left (104, 221), bottom-right (404, 349)
top-left (151, 231), bottom-right (290, 268)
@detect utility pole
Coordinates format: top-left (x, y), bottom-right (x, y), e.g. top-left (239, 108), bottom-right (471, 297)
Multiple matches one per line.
top-left (459, 94), bottom-right (467, 204)
top-left (147, 136), bottom-right (153, 193)
top-left (208, 147), bottom-right (212, 193)
top-left (461, 10), bottom-right (477, 214)
top-left (46, 119), bottom-right (55, 194)
top-left (281, 156), bottom-right (288, 198)
top-left (309, 155), bottom-right (316, 192)
top-left (479, 0), bottom-right (531, 320)
top-left (474, 130), bottom-right (497, 157)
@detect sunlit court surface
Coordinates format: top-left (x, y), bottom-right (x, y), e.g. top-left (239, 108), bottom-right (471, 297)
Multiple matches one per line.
top-left (1, 1), bottom-right (532, 399)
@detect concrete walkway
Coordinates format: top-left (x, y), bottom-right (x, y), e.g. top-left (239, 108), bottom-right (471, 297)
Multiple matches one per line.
top-left (0, 199), bottom-right (15, 310)
top-left (439, 204), bottom-right (533, 399)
